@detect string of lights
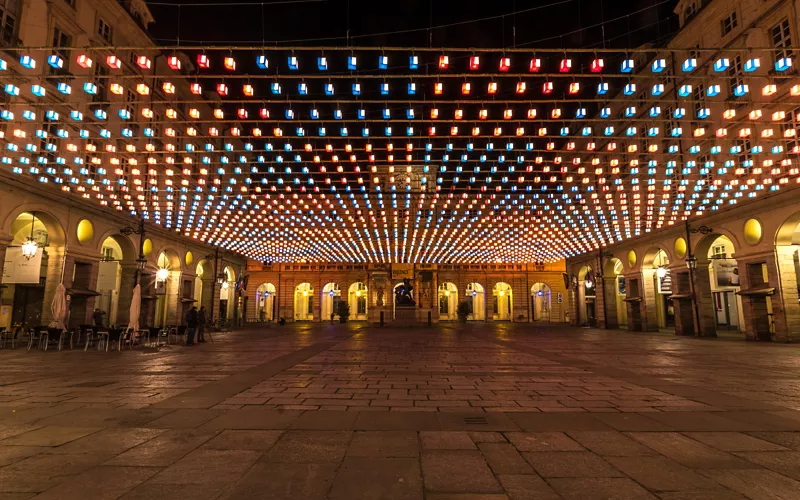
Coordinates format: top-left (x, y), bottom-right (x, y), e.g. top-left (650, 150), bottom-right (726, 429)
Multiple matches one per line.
top-left (1, 46), bottom-right (797, 264)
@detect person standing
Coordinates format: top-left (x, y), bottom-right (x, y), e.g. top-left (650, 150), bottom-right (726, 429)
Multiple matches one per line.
top-left (92, 308), bottom-right (105, 327)
top-left (185, 306), bottom-right (198, 346)
top-left (197, 305), bottom-right (207, 343)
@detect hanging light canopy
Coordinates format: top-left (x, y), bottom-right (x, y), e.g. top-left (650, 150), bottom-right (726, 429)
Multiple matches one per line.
top-left (20, 212), bottom-right (39, 260)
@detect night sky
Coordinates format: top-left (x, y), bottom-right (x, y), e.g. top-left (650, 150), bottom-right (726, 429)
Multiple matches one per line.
top-left (145, 0), bottom-right (679, 49)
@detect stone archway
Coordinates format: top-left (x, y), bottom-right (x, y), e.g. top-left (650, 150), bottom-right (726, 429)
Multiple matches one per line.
top-left (531, 282), bottom-right (552, 321)
top-left (348, 282), bottom-right (368, 321)
top-left (438, 282), bottom-right (458, 321)
top-left (321, 282), bottom-right (341, 321)
top-left (492, 282), bottom-right (513, 321)
top-left (294, 282), bottom-right (314, 321)
top-left (602, 258), bottom-right (627, 328)
top-left (3, 210), bottom-right (67, 329)
top-left (96, 235), bottom-right (137, 327)
top-left (577, 265), bottom-right (595, 326)
top-left (641, 248), bottom-right (673, 330)
top-left (465, 283), bottom-right (485, 321)
top-left (256, 282), bottom-right (276, 322)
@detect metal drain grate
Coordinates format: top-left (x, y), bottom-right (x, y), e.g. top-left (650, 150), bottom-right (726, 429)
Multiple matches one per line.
top-left (463, 416), bottom-right (488, 425)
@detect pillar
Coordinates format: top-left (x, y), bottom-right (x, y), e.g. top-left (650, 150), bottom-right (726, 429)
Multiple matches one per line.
top-left (693, 265), bottom-right (717, 337)
top-left (775, 246), bottom-right (800, 341)
top-left (41, 247), bottom-right (66, 325)
top-left (116, 263), bottom-right (137, 326)
top-left (640, 271), bottom-right (659, 331)
top-left (602, 277), bottom-right (618, 328)
top-left (671, 269), bottom-right (695, 337)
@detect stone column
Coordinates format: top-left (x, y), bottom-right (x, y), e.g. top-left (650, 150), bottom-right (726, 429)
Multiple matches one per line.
top-left (764, 255), bottom-right (790, 342)
top-left (693, 265), bottom-right (717, 337)
top-left (115, 263), bottom-right (137, 326)
top-left (41, 247), bottom-right (66, 325)
top-left (640, 271), bottom-right (659, 331)
top-left (165, 271), bottom-right (181, 325)
top-left (774, 247), bottom-right (800, 342)
top-left (602, 277), bottom-right (618, 329)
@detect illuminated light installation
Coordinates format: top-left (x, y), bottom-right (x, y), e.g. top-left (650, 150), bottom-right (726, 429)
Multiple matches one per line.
top-left (0, 46), bottom-right (797, 265)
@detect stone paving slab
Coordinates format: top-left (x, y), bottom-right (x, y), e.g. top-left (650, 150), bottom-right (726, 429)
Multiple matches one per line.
top-left (0, 324), bottom-right (799, 498)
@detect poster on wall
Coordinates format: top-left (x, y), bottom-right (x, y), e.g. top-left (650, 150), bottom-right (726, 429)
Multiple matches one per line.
top-left (657, 270), bottom-right (673, 294)
top-left (1, 247), bottom-right (43, 284)
top-left (617, 276), bottom-right (626, 295)
top-left (714, 259), bottom-right (740, 287)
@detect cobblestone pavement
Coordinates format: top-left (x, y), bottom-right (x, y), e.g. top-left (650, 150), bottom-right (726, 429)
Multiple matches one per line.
top-left (1, 323), bottom-right (800, 499)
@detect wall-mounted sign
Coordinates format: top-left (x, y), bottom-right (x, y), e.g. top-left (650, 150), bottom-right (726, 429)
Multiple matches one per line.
top-left (714, 259), bottom-right (740, 288)
top-left (391, 264), bottom-right (414, 280)
top-left (1, 247), bottom-right (43, 284)
top-left (617, 276), bottom-right (627, 295)
top-left (657, 270), bottom-right (673, 295)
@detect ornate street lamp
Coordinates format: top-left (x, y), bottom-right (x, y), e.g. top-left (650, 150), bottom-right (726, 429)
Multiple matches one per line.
top-left (121, 215), bottom-right (147, 286)
top-left (685, 221), bottom-right (713, 335)
top-left (20, 212), bottom-right (38, 260)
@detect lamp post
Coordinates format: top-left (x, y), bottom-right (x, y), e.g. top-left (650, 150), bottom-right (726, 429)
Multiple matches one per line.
top-left (685, 220), bottom-right (713, 336)
top-left (120, 215), bottom-right (147, 286)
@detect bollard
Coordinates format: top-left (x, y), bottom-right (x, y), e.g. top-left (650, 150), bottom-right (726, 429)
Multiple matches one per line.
top-left (427, 310), bottom-right (431, 326)
top-left (380, 311), bottom-right (384, 327)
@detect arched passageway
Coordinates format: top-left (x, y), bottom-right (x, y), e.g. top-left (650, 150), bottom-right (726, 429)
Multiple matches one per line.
top-left (465, 283), bottom-right (485, 321)
top-left (294, 282), bottom-right (314, 321)
top-left (438, 282), bottom-right (458, 321)
top-left (348, 282), bottom-right (368, 320)
top-left (256, 283), bottom-right (276, 322)
top-left (531, 283), bottom-right (551, 321)
top-left (642, 249), bottom-right (674, 330)
top-left (321, 282), bottom-right (341, 320)
top-left (493, 282), bottom-right (513, 321)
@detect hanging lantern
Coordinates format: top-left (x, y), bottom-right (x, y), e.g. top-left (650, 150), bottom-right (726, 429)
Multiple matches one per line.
top-left (438, 55), bottom-right (449, 69)
top-left (499, 57), bottom-right (511, 71)
top-left (470, 55), bottom-right (480, 70)
top-left (76, 54), bottom-right (93, 68)
top-left (190, 83), bottom-right (202, 94)
top-left (224, 57), bottom-right (236, 70)
top-left (106, 56), bottom-right (122, 69)
top-left (167, 56), bottom-right (181, 70)
top-left (20, 212), bottom-right (38, 260)
top-left (197, 54), bottom-right (210, 68)
top-left (243, 84), bottom-right (254, 96)
top-left (529, 58), bottom-right (541, 72)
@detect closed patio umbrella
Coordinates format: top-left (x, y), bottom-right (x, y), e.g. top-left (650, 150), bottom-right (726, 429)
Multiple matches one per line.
top-left (128, 284), bottom-right (141, 333)
top-left (48, 283), bottom-right (67, 331)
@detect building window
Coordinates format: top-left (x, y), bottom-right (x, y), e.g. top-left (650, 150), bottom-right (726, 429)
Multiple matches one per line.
top-left (684, 2), bottom-right (697, 25)
top-left (728, 55), bottom-right (744, 96)
top-left (0, 0), bottom-right (17, 47)
top-left (126, 88), bottom-right (137, 116)
top-left (772, 18), bottom-right (792, 61)
top-left (721, 11), bottom-right (738, 36)
top-left (736, 137), bottom-right (752, 166)
top-left (784, 107), bottom-right (800, 152)
top-left (692, 82), bottom-right (705, 114)
top-left (92, 63), bottom-right (108, 103)
top-left (50, 27), bottom-right (71, 74)
top-left (712, 245), bottom-right (727, 259)
top-left (97, 17), bottom-right (113, 43)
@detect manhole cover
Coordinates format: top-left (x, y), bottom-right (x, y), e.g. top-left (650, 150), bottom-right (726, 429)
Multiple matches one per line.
top-left (463, 417), bottom-right (488, 425)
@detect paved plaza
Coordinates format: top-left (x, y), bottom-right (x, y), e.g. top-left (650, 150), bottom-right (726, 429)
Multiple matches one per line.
top-left (1, 324), bottom-right (800, 499)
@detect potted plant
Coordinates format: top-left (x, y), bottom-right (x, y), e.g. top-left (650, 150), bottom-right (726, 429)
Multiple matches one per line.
top-left (456, 301), bottom-right (470, 323)
top-left (337, 301), bottom-right (351, 323)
